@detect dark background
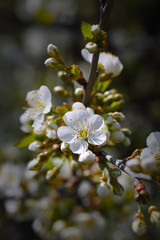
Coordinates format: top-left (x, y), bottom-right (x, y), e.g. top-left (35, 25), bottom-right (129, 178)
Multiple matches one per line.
top-left (0, 0), bottom-right (160, 239)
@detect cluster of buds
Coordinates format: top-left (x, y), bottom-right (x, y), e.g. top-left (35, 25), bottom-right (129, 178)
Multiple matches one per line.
top-left (82, 23), bottom-right (107, 53)
top-left (45, 44), bottom-right (66, 71)
top-left (103, 110), bottom-right (131, 146)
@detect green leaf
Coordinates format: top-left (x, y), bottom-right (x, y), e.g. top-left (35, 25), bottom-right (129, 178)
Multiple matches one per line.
top-left (81, 21), bottom-right (94, 40)
top-left (98, 80), bottom-right (112, 93)
top-left (15, 135), bottom-right (36, 148)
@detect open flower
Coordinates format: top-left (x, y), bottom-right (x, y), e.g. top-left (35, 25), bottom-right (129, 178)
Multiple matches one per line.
top-left (81, 49), bottom-right (123, 78)
top-left (140, 132), bottom-right (160, 176)
top-left (25, 85), bottom-right (52, 121)
top-left (57, 103), bottom-right (106, 154)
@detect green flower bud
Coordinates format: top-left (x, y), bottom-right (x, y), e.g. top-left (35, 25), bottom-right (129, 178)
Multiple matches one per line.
top-left (111, 112), bottom-right (125, 122)
top-left (110, 121), bottom-right (121, 131)
top-left (126, 158), bottom-right (141, 172)
top-left (111, 130), bottom-right (125, 143)
top-left (91, 24), bottom-right (101, 35)
top-left (123, 137), bottom-right (131, 146)
top-left (46, 167), bottom-right (60, 180)
top-left (44, 58), bottom-right (64, 71)
top-left (148, 206), bottom-right (160, 225)
top-left (47, 44), bottom-right (60, 58)
top-left (132, 218), bottom-right (146, 236)
top-left (53, 85), bottom-right (69, 97)
top-left (27, 159), bottom-right (43, 171)
top-left (121, 128), bottom-right (132, 136)
top-left (74, 87), bottom-right (84, 97)
top-left (85, 42), bottom-right (98, 53)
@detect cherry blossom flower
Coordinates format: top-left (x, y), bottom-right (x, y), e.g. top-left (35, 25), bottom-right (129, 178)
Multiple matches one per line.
top-left (25, 85), bottom-right (52, 121)
top-left (140, 132), bottom-right (160, 175)
top-left (81, 49), bottom-right (123, 78)
top-left (57, 103), bottom-right (106, 154)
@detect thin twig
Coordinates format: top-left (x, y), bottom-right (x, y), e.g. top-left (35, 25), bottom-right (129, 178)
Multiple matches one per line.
top-left (82, 0), bottom-right (113, 106)
top-left (97, 149), bottom-right (158, 183)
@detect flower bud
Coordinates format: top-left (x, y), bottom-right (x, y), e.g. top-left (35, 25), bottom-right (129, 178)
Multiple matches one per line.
top-left (91, 24), bottom-right (101, 35)
top-left (52, 220), bottom-right (66, 233)
top-left (111, 112), bottom-right (125, 122)
top-left (47, 44), bottom-right (60, 58)
top-left (74, 87), bottom-right (84, 97)
top-left (60, 142), bottom-right (70, 153)
top-left (53, 85), bottom-right (69, 97)
top-left (97, 182), bottom-right (109, 198)
top-left (132, 218), bottom-right (146, 236)
top-left (126, 158), bottom-right (141, 172)
top-left (46, 167), bottom-right (60, 180)
top-left (104, 114), bottom-right (113, 124)
top-left (44, 58), bottom-right (64, 71)
top-left (110, 121), bottom-right (121, 131)
top-left (79, 150), bottom-right (96, 165)
top-left (123, 137), bottom-right (131, 146)
top-left (27, 159), bottom-right (43, 171)
top-left (85, 42), bottom-right (98, 53)
top-left (111, 130), bottom-right (125, 143)
top-left (121, 128), bottom-right (132, 136)
top-left (95, 93), bottom-right (103, 101)
top-left (28, 141), bottom-right (42, 153)
top-left (148, 206), bottom-right (160, 225)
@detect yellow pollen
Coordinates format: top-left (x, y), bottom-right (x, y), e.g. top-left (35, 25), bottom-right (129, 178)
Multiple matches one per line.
top-left (77, 119), bottom-right (80, 121)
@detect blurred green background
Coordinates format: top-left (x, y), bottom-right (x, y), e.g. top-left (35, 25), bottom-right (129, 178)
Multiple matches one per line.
top-left (0, 0), bottom-right (160, 239)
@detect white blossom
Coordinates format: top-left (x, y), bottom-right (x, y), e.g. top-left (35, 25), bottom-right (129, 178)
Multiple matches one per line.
top-left (140, 132), bottom-right (160, 175)
top-left (57, 103), bottom-right (106, 154)
top-left (25, 85), bottom-right (52, 121)
top-left (81, 49), bottom-right (123, 78)
top-left (79, 150), bottom-right (96, 165)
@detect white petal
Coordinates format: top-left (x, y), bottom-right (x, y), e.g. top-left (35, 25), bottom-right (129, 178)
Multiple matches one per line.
top-left (86, 107), bottom-right (94, 116)
top-left (70, 140), bottom-right (88, 154)
top-left (39, 86), bottom-right (52, 114)
top-left (140, 148), bottom-right (157, 173)
top-left (79, 150), bottom-right (96, 164)
top-left (64, 110), bottom-right (87, 129)
top-left (72, 102), bottom-right (85, 110)
top-left (88, 114), bottom-right (104, 131)
top-left (57, 126), bottom-right (75, 143)
top-left (26, 90), bottom-right (39, 108)
top-left (146, 132), bottom-right (160, 154)
top-left (88, 131), bottom-right (106, 145)
top-left (81, 49), bottom-right (93, 63)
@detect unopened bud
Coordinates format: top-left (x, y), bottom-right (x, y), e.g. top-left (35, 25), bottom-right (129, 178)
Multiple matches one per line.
top-left (111, 112), bottom-right (125, 122)
top-left (110, 121), bottom-right (121, 131)
top-left (79, 150), bottom-right (96, 165)
top-left (134, 180), bottom-right (149, 204)
top-left (91, 24), bottom-right (101, 35)
top-left (45, 58), bottom-right (64, 71)
top-left (111, 130), bottom-right (125, 143)
top-left (104, 114), bottom-right (113, 124)
top-left (123, 137), bottom-right (131, 146)
top-left (27, 159), bottom-right (43, 171)
top-left (95, 93), bottom-right (103, 101)
top-left (85, 42), bottom-right (98, 53)
top-left (97, 182), bottom-right (109, 198)
top-left (126, 158), bottom-right (141, 172)
top-left (46, 167), bottom-right (60, 180)
top-left (74, 87), bottom-right (84, 97)
top-left (132, 217), bottom-right (146, 236)
top-left (121, 128), bottom-right (132, 136)
top-left (53, 86), bottom-right (69, 97)
top-left (112, 182), bottom-right (124, 196)
top-left (60, 142), bottom-right (70, 153)
top-left (28, 141), bottom-right (42, 153)
top-left (47, 44), bottom-right (60, 58)
top-left (148, 206), bottom-right (160, 225)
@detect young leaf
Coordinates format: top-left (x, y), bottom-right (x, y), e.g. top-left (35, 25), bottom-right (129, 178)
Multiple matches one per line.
top-left (15, 135), bottom-right (36, 148)
top-left (81, 21), bottom-right (94, 40)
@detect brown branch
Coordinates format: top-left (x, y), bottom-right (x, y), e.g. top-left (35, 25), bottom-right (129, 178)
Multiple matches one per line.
top-left (82, 0), bottom-right (113, 106)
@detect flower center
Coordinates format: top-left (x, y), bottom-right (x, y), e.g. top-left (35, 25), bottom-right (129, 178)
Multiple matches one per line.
top-left (78, 124), bottom-right (89, 140)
